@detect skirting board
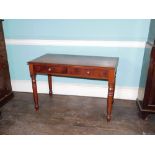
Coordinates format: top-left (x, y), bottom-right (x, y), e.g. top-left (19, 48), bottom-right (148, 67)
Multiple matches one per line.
top-left (11, 80), bottom-right (141, 100)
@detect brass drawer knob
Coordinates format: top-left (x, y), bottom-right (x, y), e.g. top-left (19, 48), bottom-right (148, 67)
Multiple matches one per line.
top-left (86, 70), bottom-right (90, 74)
top-left (48, 67), bottom-right (55, 71)
top-left (48, 67), bottom-right (52, 71)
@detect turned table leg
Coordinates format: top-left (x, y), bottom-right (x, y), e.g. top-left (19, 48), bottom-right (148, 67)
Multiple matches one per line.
top-left (31, 74), bottom-right (39, 111)
top-left (48, 75), bottom-right (53, 96)
top-left (107, 70), bottom-right (115, 121)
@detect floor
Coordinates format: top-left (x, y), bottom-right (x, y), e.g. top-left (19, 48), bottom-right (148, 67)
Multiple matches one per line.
top-left (0, 92), bottom-right (155, 135)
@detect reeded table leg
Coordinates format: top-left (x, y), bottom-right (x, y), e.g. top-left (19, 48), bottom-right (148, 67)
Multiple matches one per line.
top-left (31, 74), bottom-right (39, 111)
top-left (48, 75), bottom-right (52, 96)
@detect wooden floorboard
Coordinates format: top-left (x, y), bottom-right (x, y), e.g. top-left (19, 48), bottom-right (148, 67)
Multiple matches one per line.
top-left (0, 92), bottom-right (155, 135)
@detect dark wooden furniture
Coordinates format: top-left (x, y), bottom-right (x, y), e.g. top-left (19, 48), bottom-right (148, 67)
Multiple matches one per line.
top-left (137, 42), bottom-right (155, 119)
top-left (0, 20), bottom-right (13, 108)
top-left (28, 54), bottom-right (119, 121)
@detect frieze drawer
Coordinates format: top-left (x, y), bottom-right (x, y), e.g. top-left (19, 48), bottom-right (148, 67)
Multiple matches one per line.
top-left (33, 64), bottom-right (67, 74)
top-left (67, 66), bottom-right (108, 79)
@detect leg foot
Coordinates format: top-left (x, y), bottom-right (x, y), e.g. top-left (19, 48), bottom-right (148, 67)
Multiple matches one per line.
top-left (35, 106), bottom-right (39, 111)
top-left (107, 114), bottom-right (111, 122)
top-left (49, 91), bottom-right (52, 96)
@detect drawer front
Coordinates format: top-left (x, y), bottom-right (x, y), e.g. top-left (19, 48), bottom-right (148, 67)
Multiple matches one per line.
top-left (68, 66), bottom-right (108, 79)
top-left (33, 64), bottom-right (67, 74)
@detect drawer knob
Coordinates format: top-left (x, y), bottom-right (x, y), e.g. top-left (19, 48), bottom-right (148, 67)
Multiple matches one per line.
top-left (48, 67), bottom-right (55, 71)
top-left (86, 70), bottom-right (90, 74)
top-left (48, 67), bottom-right (52, 71)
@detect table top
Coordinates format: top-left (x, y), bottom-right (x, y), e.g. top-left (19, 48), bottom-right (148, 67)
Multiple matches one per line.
top-left (28, 54), bottom-right (119, 68)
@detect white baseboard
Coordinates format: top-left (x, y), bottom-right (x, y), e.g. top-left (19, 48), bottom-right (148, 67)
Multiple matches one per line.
top-left (11, 80), bottom-right (139, 100)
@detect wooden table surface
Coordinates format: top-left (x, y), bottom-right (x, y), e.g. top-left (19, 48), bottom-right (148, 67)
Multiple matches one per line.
top-left (28, 54), bottom-right (119, 68)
